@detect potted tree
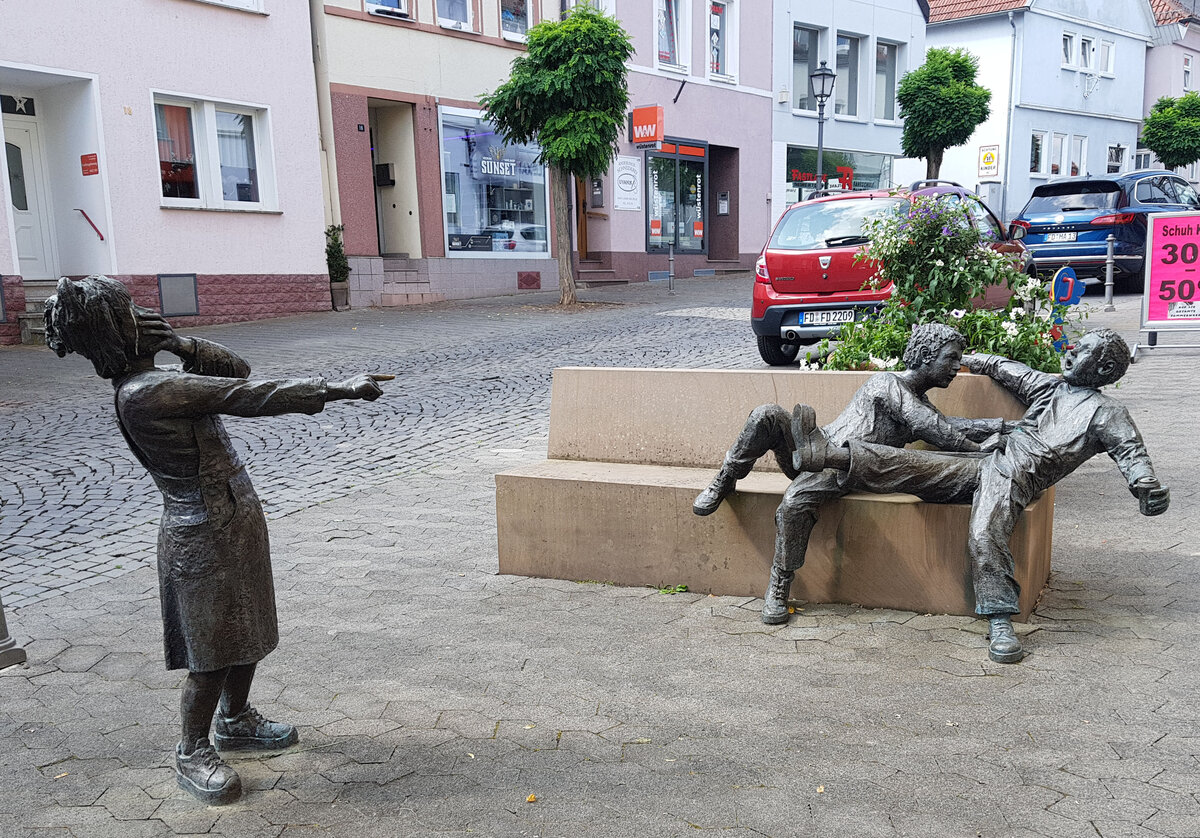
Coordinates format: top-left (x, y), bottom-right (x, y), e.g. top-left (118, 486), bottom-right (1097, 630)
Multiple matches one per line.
top-left (326, 224), bottom-right (351, 311)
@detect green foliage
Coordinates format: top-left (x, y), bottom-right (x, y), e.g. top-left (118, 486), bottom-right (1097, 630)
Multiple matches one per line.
top-left (807, 195), bottom-right (1080, 374)
top-left (479, 4), bottom-right (634, 178)
top-left (1141, 92), bottom-right (1200, 170)
top-left (657, 583), bottom-right (689, 595)
top-left (325, 224), bottom-right (350, 285)
top-left (896, 48), bottom-right (991, 165)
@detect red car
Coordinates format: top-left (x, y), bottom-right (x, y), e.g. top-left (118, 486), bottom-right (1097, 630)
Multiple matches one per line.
top-left (752, 181), bottom-right (1030, 365)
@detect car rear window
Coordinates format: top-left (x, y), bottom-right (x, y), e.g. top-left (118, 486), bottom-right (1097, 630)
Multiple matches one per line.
top-left (1023, 182), bottom-right (1120, 213)
top-left (768, 197), bottom-right (905, 250)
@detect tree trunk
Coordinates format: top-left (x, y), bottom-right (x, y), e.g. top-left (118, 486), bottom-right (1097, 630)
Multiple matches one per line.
top-left (550, 165), bottom-right (578, 305)
top-left (925, 148), bottom-right (944, 181)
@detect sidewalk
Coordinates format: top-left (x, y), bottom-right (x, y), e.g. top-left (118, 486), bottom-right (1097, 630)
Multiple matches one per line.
top-left (2, 281), bottom-right (1198, 837)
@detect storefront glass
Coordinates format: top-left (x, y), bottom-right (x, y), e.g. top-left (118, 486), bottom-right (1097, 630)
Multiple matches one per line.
top-left (439, 108), bottom-right (549, 255)
top-left (646, 140), bottom-right (706, 253)
top-left (785, 145), bottom-right (893, 201)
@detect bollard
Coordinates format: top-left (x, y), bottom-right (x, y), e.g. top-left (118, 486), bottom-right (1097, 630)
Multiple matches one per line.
top-left (1103, 234), bottom-right (1116, 312)
top-left (0, 592), bottom-right (27, 670)
top-left (668, 243), bottom-right (675, 294)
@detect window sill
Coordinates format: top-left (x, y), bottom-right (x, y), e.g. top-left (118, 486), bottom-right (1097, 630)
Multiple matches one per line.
top-left (833, 113), bottom-right (865, 123)
top-left (790, 108), bottom-right (819, 118)
top-left (161, 204), bottom-right (282, 215)
top-left (657, 62), bottom-right (689, 76)
top-left (873, 117), bottom-right (901, 127)
top-left (1029, 173), bottom-right (1050, 179)
top-left (709, 73), bottom-right (737, 85)
top-left (501, 29), bottom-right (529, 42)
top-left (188, 0), bottom-right (267, 15)
top-left (438, 19), bottom-right (474, 32)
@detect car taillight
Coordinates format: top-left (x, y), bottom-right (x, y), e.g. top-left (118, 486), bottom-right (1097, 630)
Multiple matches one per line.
top-left (755, 256), bottom-right (769, 283)
top-left (1090, 213), bottom-right (1136, 225)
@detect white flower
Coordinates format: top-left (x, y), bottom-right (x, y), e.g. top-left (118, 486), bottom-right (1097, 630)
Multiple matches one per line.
top-left (1002, 320), bottom-right (1019, 337)
top-left (1010, 308), bottom-right (1024, 319)
top-left (934, 259), bottom-right (945, 267)
top-left (950, 309), bottom-right (966, 319)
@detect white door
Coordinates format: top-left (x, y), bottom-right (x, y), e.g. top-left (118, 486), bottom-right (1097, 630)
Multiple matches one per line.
top-left (4, 118), bottom-right (57, 280)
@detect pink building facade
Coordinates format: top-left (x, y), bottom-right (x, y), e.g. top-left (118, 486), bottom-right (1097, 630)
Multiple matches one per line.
top-left (0, 0), bottom-right (329, 344)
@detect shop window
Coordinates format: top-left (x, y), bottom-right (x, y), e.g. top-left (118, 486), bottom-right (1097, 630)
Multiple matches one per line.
top-left (835, 33), bottom-right (860, 117)
top-left (646, 140), bottom-right (707, 254)
top-left (501, 0), bottom-right (532, 38)
top-left (438, 109), bottom-right (549, 256)
top-left (154, 96), bottom-right (273, 210)
top-left (709, 1), bottom-right (736, 81)
top-left (438, 0), bottom-right (471, 30)
top-left (1030, 130), bottom-right (1047, 175)
top-left (792, 25), bottom-right (821, 111)
top-left (784, 145), bottom-right (893, 201)
top-left (1106, 143), bottom-right (1125, 175)
top-left (875, 41), bottom-right (897, 121)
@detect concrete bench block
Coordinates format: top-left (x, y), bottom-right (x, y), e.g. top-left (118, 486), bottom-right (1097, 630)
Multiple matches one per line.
top-left (496, 461), bottom-right (1053, 621)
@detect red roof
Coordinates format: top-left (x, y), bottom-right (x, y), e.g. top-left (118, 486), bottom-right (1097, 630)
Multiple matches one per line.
top-left (927, 0), bottom-right (1030, 23)
top-left (1150, 0), bottom-right (1198, 25)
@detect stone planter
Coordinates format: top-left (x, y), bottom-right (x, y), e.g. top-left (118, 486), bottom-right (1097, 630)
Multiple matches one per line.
top-left (330, 281), bottom-right (350, 311)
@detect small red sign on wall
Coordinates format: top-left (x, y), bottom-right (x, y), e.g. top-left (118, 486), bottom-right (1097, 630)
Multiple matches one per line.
top-left (81, 153), bottom-right (99, 176)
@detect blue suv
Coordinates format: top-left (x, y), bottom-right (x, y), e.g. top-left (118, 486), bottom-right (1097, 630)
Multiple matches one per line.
top-left (1010, 170), bottom-right (1200, 291)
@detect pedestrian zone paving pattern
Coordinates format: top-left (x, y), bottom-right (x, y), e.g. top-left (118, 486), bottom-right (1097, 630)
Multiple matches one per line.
top-left (1, 279), bottom-right (1200, 836)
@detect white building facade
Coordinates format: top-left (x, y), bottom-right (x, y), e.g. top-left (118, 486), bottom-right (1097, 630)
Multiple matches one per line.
top-left (0, 0), bottom-right (330, 344)
top-left (901, 0), bottom-right (1155, 222)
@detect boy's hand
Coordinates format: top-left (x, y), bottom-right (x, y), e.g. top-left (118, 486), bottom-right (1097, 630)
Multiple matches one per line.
top-left (978, 432), bottom-right (1007, 454)
top-left (1133, 477), bottom-right (1170, 516)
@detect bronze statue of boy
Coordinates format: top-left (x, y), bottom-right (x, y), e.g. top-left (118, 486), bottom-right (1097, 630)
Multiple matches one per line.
top-left (784, 328), bottom-right (1169, 662)
top-left (44, 275), bottom-right (388, 805)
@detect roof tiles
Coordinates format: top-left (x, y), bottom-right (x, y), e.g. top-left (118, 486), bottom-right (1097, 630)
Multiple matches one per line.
top-left (926, 0), bottom-right (1030, 23)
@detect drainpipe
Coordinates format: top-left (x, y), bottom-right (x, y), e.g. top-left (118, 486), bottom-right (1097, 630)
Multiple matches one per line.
top-left (310, 0), bottom-right (341, 227)
top-left (1002, 11), bottom-right (1020, 223)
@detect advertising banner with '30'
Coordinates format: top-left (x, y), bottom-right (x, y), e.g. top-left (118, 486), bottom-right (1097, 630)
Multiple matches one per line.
top-left (1144, 211), bottom-right (1200, 331)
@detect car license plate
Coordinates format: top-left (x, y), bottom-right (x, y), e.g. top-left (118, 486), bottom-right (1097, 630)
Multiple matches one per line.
top-left (804, 309), bottom-right (855, 326)
top-left (1045, 231), bottom-right (1076, 242)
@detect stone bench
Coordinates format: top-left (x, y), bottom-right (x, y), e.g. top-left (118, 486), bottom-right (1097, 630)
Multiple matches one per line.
top-left (495, 367), bottom-right (1053, 621)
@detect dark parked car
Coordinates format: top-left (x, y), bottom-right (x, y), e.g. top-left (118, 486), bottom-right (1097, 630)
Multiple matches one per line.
top-left (751, 181), bottom-right (1030, 365)
top-left (1010, 170), bottom-right (1200, 291)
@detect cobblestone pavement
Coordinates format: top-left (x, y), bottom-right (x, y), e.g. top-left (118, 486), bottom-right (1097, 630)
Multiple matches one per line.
top-left (2, 279), bottom-right (1199, 837)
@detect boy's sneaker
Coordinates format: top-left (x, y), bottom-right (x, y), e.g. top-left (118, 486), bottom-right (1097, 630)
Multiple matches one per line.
top-left (214, 705), bottom-right (299, 751)
top-left (176, 738), bottom-right (241, 805)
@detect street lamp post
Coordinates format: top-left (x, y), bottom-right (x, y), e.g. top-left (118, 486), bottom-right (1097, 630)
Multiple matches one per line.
top-left (810, 60), bottom-right (837, 191)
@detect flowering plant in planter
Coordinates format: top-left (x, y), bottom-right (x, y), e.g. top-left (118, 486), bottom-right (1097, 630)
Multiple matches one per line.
top-left (809, 194), bottom-right (1082, 373)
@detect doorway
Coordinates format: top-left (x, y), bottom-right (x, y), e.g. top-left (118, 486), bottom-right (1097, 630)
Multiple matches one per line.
top-left (3, 116), bottom-right (58, 280)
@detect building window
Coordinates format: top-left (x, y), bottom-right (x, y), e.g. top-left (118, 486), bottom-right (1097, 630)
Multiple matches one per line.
top-left (1079, 37), bottom-right (1093, 71)
top-left (1070, 135), bottom-right (1087, 177)
top-left (835, 33), bottom-right (860, 116)
top-left (1051, 132), bottom-right (1067, 175)
top-left (1030, 130), bottom-right (1048, 174)
top-left (708, 1), bottom-right (734, 79)
top-left (437, 0), bottom-right (471, 30)
top-left (875, 41), bottom-right (897, 121)
top-left (154, 96), bottom-right (273, 209)
top-left (1062, 33), bottom-right (1075, 67)
top-left (1107, 143), bottom-right (1125, 174)
top-left (1186, 55), bottom-right (1194, 90)
top-left (657, 0), bottom-right (684, 69)
top-left (501, 0), bottom-right (532, 38)
top-left (792, 25), bottom-right (821, 111)
top-left (646, 140), bottom-right (706, 254)
top-left (1099, 40), bottom-right (1114, 75)
top-left (1135, 147), bottom-right (1152, 169)
top-left (438, 108), bottom-right (549, 257)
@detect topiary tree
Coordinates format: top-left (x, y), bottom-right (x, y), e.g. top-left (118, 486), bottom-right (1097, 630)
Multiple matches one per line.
top-left (1141, 92), bottom-right (1200, 170)
top-left (480, 3), bottom-right (633, 305)
top-left (897, 48), bottom-right (991, 180)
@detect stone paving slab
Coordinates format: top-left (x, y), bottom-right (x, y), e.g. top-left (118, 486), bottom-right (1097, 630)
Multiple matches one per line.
top-left (1, 281), bottom-right (1199, 836)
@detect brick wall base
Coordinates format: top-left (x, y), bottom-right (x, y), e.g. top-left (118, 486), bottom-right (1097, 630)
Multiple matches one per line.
top-left (0, 276), bottom-right (27, 345)
top-left (121, 273), bottom-right (331, 327)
